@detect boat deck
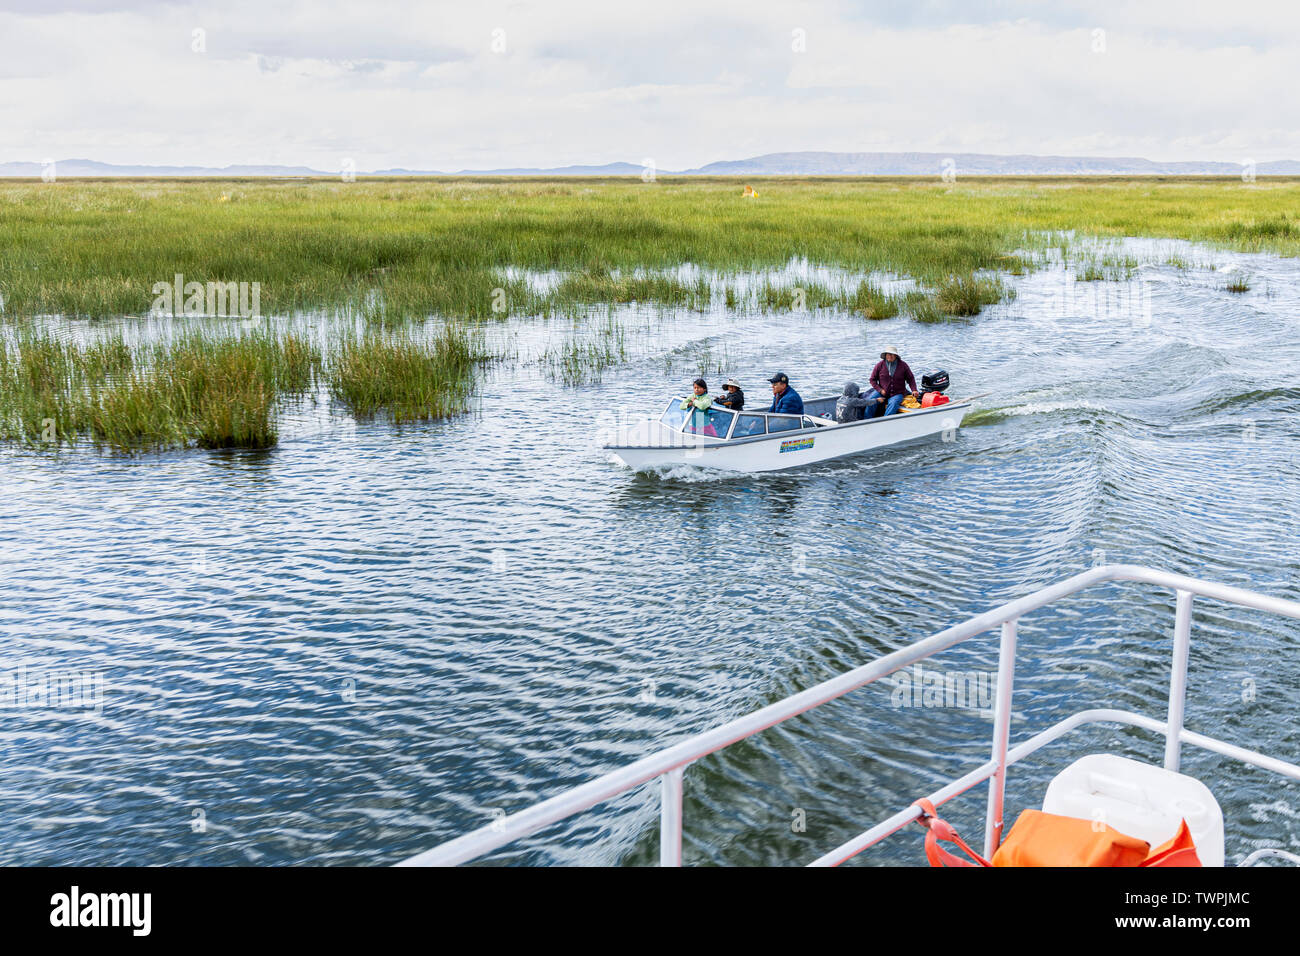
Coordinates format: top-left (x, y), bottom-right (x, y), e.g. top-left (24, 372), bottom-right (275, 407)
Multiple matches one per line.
top-left (398, 566), bottom-right (1300, 867)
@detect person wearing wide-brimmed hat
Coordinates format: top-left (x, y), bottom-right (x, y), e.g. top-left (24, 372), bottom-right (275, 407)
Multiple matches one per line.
top-left (863, 345), bottom-right (919, 418)
top-left (715, 378), bottom-right (745, 411)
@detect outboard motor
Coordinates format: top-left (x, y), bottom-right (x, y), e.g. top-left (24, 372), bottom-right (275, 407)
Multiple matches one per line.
top-left (921, 369), bottom-right (950, 395)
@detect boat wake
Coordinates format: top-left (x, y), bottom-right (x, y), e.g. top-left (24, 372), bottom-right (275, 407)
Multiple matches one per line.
top-left (640, 462), bottom-right (737, 482)
top-left (964, 399), bottom-right (1114, 427)
top-left (604, 450), bottom-right (733, 481)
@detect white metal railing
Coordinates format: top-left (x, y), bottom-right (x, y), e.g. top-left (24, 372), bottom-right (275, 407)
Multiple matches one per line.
top-left (398, 565), bottom-right (1300, 867)
top-left (1241, 848), bottom-right (1300, 866)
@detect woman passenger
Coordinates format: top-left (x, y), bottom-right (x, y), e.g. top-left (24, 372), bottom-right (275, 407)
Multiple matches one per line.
top-left (680, 378), bottom-right (718, 436)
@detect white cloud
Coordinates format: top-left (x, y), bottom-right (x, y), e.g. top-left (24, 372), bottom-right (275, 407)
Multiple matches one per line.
top-left (0, 0), bottom-right (1296, 169)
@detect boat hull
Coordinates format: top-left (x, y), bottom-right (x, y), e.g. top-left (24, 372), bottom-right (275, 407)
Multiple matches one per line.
top-left (605, 402), bottom-right (970, 473)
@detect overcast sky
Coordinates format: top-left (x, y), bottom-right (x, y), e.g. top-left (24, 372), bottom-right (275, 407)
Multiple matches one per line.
top-left (3, 0), bottom-right (1297, 170)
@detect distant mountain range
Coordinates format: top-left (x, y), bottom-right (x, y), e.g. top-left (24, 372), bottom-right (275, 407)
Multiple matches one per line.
top-left (683, 151), bottom-right (1300, 176)
top-left (4, 152), bottom-right (1299, 177)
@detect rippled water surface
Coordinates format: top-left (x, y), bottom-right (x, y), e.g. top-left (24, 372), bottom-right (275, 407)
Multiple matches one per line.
top-left (3, 237), bottom-right (1299, 866)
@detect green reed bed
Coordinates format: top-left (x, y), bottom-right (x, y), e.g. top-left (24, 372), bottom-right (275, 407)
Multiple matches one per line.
top-left (741, 273), bottom-right (1003, 321)
top-left (3, 177), bottom-right (1299, 441)
top-left (753, 279), bottom-right (839, 311)
top-left (540, 316), bottom-right (628, 386)
top-left (326, 322), bottom-right (488, 423)
top-left (845, 281), bottom-right (902, 320)
top-left (1, 320), bottom-right (493, 449)
top-left (4, 178), bottom-right (1298, 326)
top-left (547, 267), bottom-right (711, 313)
top-left (745, 278), bottom-right (897, 318)
top-left (933, 275), bottom-right (1014, 317)
top-left (1068, 253), bottom-right (1139, 283)
top-left (901, 293), bottom-right (947, 324)
top-left (0, 326), bottom-right (323, 449)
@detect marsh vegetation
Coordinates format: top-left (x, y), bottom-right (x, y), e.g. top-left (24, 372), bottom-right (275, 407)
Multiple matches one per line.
top-left (5, 177), bottom-right (1298, 320)
top-left (2, 176), bottom-right (1298, 448)
top-left (0, 326), bottom-right (318, 449)
top-left (0, 320), bottom-right (488, 449)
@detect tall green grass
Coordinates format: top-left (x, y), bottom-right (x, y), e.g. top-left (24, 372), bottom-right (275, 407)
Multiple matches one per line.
top-left (933, 275), bottom-right (1013, 317)
top-left (3, 176), bottom-right (1297, 443)
top-left (326, 322), bottom-right (486, 423)
top-left (0, 321), bottom-right (491, 452)
top-left (0, 326), bottom-right (322, 449)
top-left (540, 316), bottom-right (628, 386)
top-left (548, 267), bottom-right (711, 312)
top-left (4, 177), bottom-right (1298, 323)
top-left (846, 281), bottom-right (901, 320)
top-left (0, 321), bottom-right (491, 449)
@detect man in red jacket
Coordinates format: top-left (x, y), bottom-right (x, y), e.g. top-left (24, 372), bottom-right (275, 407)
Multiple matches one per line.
top-left (864, 345), bottom-right (919, 418)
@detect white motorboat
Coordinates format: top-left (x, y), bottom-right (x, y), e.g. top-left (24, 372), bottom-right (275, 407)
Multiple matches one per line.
top-left (602, 393), bottom-right (977, 473)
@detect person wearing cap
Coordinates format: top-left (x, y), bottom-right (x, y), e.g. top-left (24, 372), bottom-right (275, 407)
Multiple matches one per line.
top-left (863, 346), bottom-right (918, 418)
top-left (766, 372), bottom-right (804, 415)
top-left (715, 378), bottom-right (745, 410)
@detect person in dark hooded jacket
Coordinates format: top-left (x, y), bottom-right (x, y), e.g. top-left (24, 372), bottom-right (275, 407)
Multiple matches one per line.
top-left (834, 382), bottom-right (869, 423)
top-left (715, 378), bottom-right (745, 410)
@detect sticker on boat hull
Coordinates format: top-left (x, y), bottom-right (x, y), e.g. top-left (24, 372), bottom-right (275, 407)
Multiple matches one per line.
top-left (779, 436), bottom-right (815, 454)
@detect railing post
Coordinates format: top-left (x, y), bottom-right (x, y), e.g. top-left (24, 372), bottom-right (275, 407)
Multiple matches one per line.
top-left (983, 618), bottom-right (1018, 859)
top-left (1165, 589), bottom-right (1194, 772)
top-left (659, 767), bottom-right (684, 866)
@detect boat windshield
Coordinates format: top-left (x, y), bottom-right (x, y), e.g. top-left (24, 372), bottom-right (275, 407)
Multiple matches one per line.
top-left (682, 405), bottom-right (734, 438)
top-left (660, 400), bottom-right (689, 431)
top-left (732, 414), bottom-right (766, 438)
top-left (767, 415), bottom-right (801, 434)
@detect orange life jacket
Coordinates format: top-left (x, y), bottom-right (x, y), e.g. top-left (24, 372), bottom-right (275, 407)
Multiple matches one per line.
top-left (913, 800), bottom-right (1201, 867)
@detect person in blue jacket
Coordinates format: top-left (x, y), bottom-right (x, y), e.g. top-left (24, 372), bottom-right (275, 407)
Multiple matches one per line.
top-left (766, 372), bottom-right (804, 415)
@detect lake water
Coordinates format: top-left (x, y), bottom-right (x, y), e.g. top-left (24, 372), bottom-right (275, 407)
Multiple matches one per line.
top-left (2, 237), bottom-right (1298, 865)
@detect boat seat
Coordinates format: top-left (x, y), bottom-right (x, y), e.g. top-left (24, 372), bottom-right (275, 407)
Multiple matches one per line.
top-left (1041, 754), bottom-right (1225, 866)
